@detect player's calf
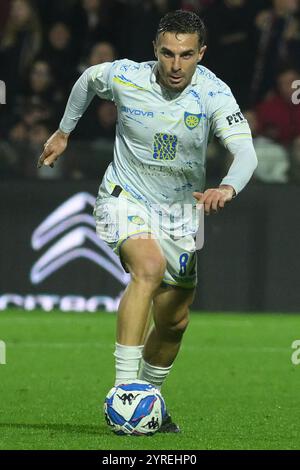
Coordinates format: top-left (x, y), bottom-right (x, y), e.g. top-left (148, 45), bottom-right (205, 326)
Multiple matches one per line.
top-left (156, 313), bottom-right (190, 342)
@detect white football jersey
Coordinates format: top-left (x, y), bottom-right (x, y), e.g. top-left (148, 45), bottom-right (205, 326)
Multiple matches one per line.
top-left (60, 59), bottom-right (253, 234)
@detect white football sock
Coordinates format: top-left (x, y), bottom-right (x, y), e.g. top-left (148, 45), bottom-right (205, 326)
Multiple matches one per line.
top-left (114, 343), bottom-right (144, 386)
top-left (138, 359), bottom-right (173, 390)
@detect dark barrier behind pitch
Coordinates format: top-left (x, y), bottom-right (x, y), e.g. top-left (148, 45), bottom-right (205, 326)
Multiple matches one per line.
top-left (0, 181), bottom-right (299, 312)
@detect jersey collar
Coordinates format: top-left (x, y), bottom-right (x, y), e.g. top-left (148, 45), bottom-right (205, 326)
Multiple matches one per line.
top-left (150, 62), bottom-right (198, 96)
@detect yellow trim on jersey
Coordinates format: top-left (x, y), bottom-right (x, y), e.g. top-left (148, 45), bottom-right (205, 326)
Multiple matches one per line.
top-left (113, 76), bottom-right (145, 90)
top-left (218, 125), bottom-right (249, 133)
top-left (224, 133), bottom-right (252, 142)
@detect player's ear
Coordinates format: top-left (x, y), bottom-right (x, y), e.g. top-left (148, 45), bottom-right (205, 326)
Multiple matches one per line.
top-left (198, 45), bottom-right (207, 63)
top-left (153, 40), bottom-right (158, 59)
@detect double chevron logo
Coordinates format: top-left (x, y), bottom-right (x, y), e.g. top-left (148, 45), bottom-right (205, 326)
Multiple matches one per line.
top-left (30, 192), bottom-right (130, 286)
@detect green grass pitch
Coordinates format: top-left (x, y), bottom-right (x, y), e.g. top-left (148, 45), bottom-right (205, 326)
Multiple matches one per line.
top-left (0, 309), bottom-right (299, 450)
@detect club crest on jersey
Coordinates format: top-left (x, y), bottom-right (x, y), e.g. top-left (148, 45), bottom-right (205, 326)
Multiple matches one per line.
top-left (184, 112), bottom-right (202, 130)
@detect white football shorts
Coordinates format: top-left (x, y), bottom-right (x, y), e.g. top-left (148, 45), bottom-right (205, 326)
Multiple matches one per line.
top-left (93, 183), bottom-right (197, 289)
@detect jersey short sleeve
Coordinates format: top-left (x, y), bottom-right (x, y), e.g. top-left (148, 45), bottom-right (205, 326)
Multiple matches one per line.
top-left (88, 62), bottom-right (114, 101)
top-left (208, 85), bottom-right (252, 147)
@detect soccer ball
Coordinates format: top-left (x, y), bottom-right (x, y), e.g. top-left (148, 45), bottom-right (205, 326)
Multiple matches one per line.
top-left (104, 380), bottom-right (166, 435)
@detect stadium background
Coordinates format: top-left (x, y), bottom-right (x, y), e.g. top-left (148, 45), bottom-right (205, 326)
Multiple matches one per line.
top-left (1, 0), bottom-right (300, 451)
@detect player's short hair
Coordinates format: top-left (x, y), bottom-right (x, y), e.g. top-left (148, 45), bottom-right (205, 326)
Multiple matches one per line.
top-left (156, 10), bottom-right (206, 48)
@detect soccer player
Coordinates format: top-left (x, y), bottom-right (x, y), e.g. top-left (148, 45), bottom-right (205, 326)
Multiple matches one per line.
top-left (38, 10), bottom-right (257, 432)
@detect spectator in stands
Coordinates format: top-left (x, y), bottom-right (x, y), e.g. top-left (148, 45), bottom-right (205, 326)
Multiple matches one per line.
top-left (34, 0), bottom-right (79, 29)
top-left (12, 60), bottom-right (64, 128)
top-left (8, 119), bottom-right (60, 178)
top-left (5, 119), bottom-right (54, 178)
top-left (89, 41), bottom-right (117, 66)
top-left (256, 68), bottom-right (300, 146)
top-left (251, 0), bottom-right (300, 103)
top-left (118, 0), bottom-right (171, 61)
top-left (75, 0), bottom-right (115, 58)
top-left (40, 22), bottom-right (78, 92)
top-left (203, 0), bottom-right (264, 108)
top-left (244, 109), bottom-right (290, 183)
top-left (0, 0), bottom-right (42, 101)
top-left (0, 0), bottom-right (10, 33)
top-left (4, 59), bottom-right (64, 178)
top-left (78, 41), bottom-right (117, 73)
top-left (74, 42), bottom-right (117, 140)
top-left (1, 0), bottom-right (299, 184)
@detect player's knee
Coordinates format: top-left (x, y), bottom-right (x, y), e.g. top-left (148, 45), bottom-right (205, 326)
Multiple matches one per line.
top-left (132, 257), bottom-right (166, 288)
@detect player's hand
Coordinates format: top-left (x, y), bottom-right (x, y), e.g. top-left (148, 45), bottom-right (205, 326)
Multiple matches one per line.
top-left (37, 129), bottom-right (69, 169)
top-left (193, 185), bottom-right (235, 215)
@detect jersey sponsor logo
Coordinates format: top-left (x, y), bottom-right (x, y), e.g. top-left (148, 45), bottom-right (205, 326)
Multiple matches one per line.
top-left (121, 106), bottom-right (154, 118)
top-left (226, 111), bottom-right (245, 126)
top-left (184, 112), bottom-right (204, 130)
top-left (153, 133), bottom-right (178, 160)
top-left (30, 192), bottom-right (130, 286)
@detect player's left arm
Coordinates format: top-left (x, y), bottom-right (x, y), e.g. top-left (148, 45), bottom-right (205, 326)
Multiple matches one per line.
top-left (193, 91), bottom-right (258, 215)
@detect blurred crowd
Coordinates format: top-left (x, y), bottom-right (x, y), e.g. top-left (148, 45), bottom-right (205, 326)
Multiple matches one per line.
top-left (0, 0), bottom-right (300, 184)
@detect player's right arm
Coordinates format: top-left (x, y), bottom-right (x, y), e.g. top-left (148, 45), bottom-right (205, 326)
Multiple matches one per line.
top-left (37, 63), bottom-right (114, 169)
top-left (37, 128), bottom-right (70, 168)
